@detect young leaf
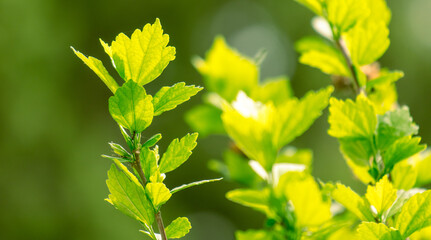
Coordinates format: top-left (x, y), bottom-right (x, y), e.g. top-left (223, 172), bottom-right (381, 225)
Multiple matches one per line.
top-left (109, 142), bottom-right (131, 158)
top-left (145, 182), bottom-right (171, 209)
top-left (356, 222), bottom-right (403, 240)
top-left (185, 105), bottom-right (225, 137)
top-left (376, 106), bottom-right (419, 150)
top-left (283, 172), bottom-right (332, 227)
top-left (274, 86), bottom-right (333, 148)
top-left (222, 92), bottom-right (277, 170)
top-left (106, 164), bottom-right (155, 226)
top-left (296, 36), bottom-right (349, 77)
top-left (251, 76), bottom-right (293, 106)
top-left (165, 217), bottom-right (191, 239)
top-left (159, 133), bottom-right (198, 173)
top-left (395, 190), bottom-right (431, 238)
top-left (236, 229), bottom-right (276, 240)
top-left (326, 0), bottom-right (367, 35)
top-left (365, 175), bottom-right (397, 215)
top-left (71, 47), bottom-right (119, 93)
top-left (108, 80), bottom-right (154, 133)
top-left (152, 82), bottom-right (203, 116)
top-left (344, 20), bottom-right (390, 67)
top-left (413, 151), bottom-right (431, 187)
top-left (294, 0), bottom-right (323, 15)
top-left (193, 36), bottom-right (258, 101)
top-left (382, 136), bottom-right (425, 171)
top-left (391, 161), bottom-right (417, 190)
top-left (226, 188), bottom-right (271, 216)
top-left (331, 183), bottom-right (374, 221)
top-left (143, 133), bottom-right (162, 148)
top-left (109, 18), bottom-right (176, 85)
top-left (367, 70), bottom-right (404, 91)
top-left (140, 147), bottom-right (158, 181)
top-left (170, 178), bottom-right (222, 195)
top-left (328, 94), bottom-right (377, 139)
top-left (339, 137), bottom-right (374, 166)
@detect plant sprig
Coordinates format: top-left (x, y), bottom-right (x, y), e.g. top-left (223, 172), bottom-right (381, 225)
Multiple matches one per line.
top-left (72, 19), bottom-right (221, 240)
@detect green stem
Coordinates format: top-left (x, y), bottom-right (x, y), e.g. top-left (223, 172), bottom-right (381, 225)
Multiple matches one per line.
top-left (132, 132), bottom-right (168, 240)
top-left (334, 39), bottom-right (360, 94)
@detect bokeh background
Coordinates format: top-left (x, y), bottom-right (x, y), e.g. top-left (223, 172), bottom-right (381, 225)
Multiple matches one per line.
top-left (1, 0), bottom-right (431, 239)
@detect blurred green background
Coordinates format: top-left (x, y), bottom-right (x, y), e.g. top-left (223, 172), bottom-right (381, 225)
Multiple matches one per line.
top-left (1, 0), bottom-right (431, 239)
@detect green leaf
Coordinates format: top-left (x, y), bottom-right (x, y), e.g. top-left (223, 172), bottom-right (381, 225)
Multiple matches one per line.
top-left (251, 76), bottom-right (293, 106)
top-left (395, 190), bottom-right (431, 238)
top-left (367, 70), bottom-right (404, 91)
top-left (328, 94), bottom-right (377, 139)
top-left (294, 0), bottom-right (323, 15)
top-left (385, 189), bottom-right (423, 220)
top-left (165, 217), bottom-right (191, 239)
top-left (226, 188), bottom-right (272, 216)
top-left (364, 0), bottom-right (391, 25)
top-left (236, 229), bottom-right (278, 240)
top-left (283, 172), bottom-right (332, 227)
top-left (413, 151), bottom-right (431, 187)
top-left (331, 183), bottom-right (374, 221)
top-left (193, 36), bottom-right (258, 101)
top-left (383, 136), bottom-right (426, 171)
top-left (153, 82), bottom-right (202, 116)
top-left (339, 137), bottom-right (374, 166)
top-left (344, 20), bottom-right (390, 66)
top-left (106, 164), bottom-right (154, 226)
top-left (273, 86), bottom-right (334, 148)
top-left (391, 161), bottom-right (417, 190)
top-left (109, 18), bottom-right (175, 85)
top-left (296, 36), bottom-right (349, 76)
top-left (71, 47), bottom-right (119, 93)
top-left (140, 147), bottom-right (158, 181)
top-left (377, 107), bottom-right (419, 150)
top-left (356, 222), bottom-right (403, 240)
top-left (145, 182), bottom-right (171, 209)
top-left (170, 178), bottom-right (222, 194)
top-left (143, 134), bottom-right (162, 148)
top-left (185, 104), bottom-right (225, 137)
top-left (221, 92), bottom-right (277, 170)
top-left (326, 0), bottom-right (367, 36)
top-left (159, 133), bottom-right (198, 173)
top-left (108, 80), bottom-right (153, 132)
top-left (365, 176), bottom-right (397, 215)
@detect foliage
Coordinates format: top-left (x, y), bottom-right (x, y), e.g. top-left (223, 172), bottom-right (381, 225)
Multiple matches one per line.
top-left (187, 0), bottom-right (431, 239)
top-left (73, 19), bottom-right (221, 240)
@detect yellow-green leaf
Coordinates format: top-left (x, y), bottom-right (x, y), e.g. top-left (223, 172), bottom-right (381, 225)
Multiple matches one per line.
top-left (108, 80), bottom-right (153, 132)
top-left (152, 82), bottom-right (202, 116)
top-left (365, 175), bottom-right (397, 215)
top-left (331, 183), bottom-right (374, 221)
top-left (145, 182), bottom-right (171, 208)
top-left (193, 36), bottom-right (258, 101)
top-left (71, 47), bottom-right (119, 93)
top-left (344, 20), bottom-right (390, 66)
top-left (165, 217), bottom-right (191, 239)
top-left (159, 133), bottom-right (198, 173)
top-left (110, 18), bottom-right (175, 85)
top-left (395, 190), bottom-right (431, 238)
top-left (106, 164), bottom-right (154, 226)
top-left (283, 172), bottom-right (332, 227)
top-left (356, 222), bottom-right (403, 240)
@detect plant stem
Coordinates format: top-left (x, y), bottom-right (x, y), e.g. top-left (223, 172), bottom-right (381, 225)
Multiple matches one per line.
top-left (133, 148), bottom-right (148, 185)
top-left (335, 39), bottom-right (360, 94)
top-left (156, 211), bottom-right (168, 240)
top-left (131, 132), bottom-right (168, 240)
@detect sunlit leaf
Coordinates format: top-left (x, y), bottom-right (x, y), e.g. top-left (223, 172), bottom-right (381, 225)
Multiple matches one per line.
top-left (153, 82), bottom-right (202, 116)
top-left (108, 80), bottom-right (153, 132)
top-left (159, 133), bottom-right (198, 173)
top-left (110, 18), bottom-right (175, 85)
